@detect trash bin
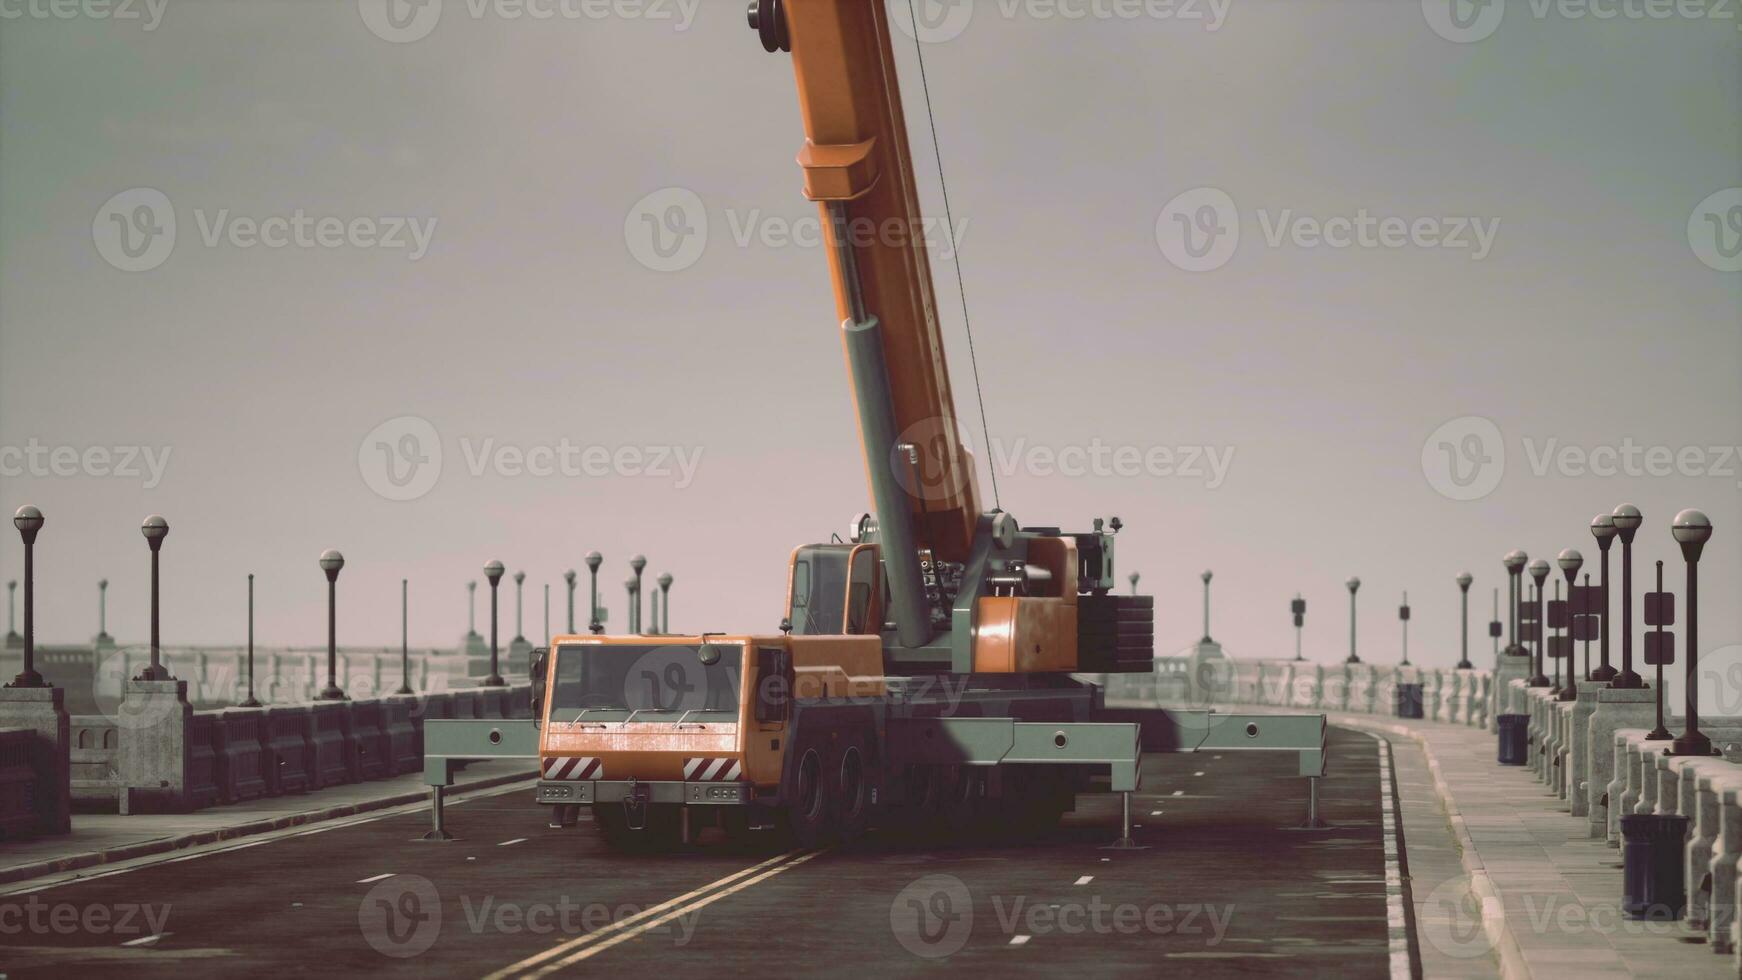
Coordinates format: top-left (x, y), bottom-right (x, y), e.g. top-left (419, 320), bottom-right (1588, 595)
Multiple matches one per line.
top-left (1394, 683), bottom-right (1425, 719)
top-left (1497, 714), bottom-right (1529, 765)
top-left (1621, 812), bottom-right (1690, 920)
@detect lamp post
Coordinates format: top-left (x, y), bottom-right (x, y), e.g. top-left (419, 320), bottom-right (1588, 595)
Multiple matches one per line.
top-left (96, 578), bottom-right (112, 647)
top-left (466, 581), bottom-right (479, 643)
top-left (1503, 550), bottom-right (1528, 657)
top-left (586, 552), bottom-right (603, 634)
top-left (1556, 549), bottom-right (1583, 701)
top-left (658, 573), bottom-right (673, 634)
top-left (5, 579), bottom-right (17, 647)
top-left (8, 506), bottom-right (44, 688)
top-left (1291, 594), bottom-right (1306, 661)
top-left (317, 549), bottom-right (346, 700)
top-left (1345, 577), bottom-right (1361, 664)
top-left (1398, 592), bottom-right (1411, 666)
top-left (397, 578), bottom-right (413, 696)
top-left (1590, 514), bottom-right (1618, 683)
top-left (1456, 573), bottom-right (1473, 670)
top-left (1527, 559), bottom-right (1551, 686)
top-left (1490, 587), bottom-right (1502, 661)
top-left (483, 561), bottom-right (505, 687)
top-left (1671, 509), bottom-right (1714, 757)
top-left (1129, 572), bottom-right (1141, 596)
top-left (139, 515), bottom-right (171, 681)
top-left (1611, 504), bottom-right (1645, 689)
top-left (650, 590), bottom-right (661, 637)
top-left (512, 571), bottom-right (526, 647)
top-left (240, 573), bottom-right (261, 707)
top-left (624, 577), bottom-right (636, 631)
top-left (1200, 570), bottom-right (1214, 642)
top-left (564, 570), bottom-right (577, 634)
top-left (631, 556), bottom-right (647, 634)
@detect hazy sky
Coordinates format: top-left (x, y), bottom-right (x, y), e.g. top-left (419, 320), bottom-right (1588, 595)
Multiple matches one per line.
top-left (1, 1), bottom-right (1738, 704)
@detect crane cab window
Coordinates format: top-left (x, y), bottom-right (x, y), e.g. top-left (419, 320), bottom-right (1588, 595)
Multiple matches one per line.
top-left (788, 546), bottom-right (848, 635)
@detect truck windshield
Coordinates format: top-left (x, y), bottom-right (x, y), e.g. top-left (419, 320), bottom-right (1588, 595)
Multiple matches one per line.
top-left (549, 643), bottom-right (742, 722)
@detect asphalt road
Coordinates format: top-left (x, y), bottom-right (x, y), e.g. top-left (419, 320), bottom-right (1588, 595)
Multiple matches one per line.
top-left (0, 727), bottom-right (1399, 979)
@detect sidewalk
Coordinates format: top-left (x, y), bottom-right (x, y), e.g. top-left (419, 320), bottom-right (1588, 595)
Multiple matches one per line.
top-left (1334, 712), bottom-right (1728, 979)
top-left (0, 760), bottom-right (534, 887)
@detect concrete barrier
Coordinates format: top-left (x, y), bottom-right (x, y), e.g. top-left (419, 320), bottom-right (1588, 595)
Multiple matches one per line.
top-left (186, 713), bottom-right (221, 811)
top-left (382, 697), bottom-right (420, 775)
top-left (309, 702), bottom-right (350, 789)
top-left (211, 708), bottom-right (269, 803)
top-left (348, 700), bottom-right (388, 782)
top-left (0, 729), bottom-right (37, 838)
top-left (265, 705), bottom-right (313, 795)
top-left (453, 690), bottom-right (481, 720)
top-left (69, 716), bottom-right (118, 806)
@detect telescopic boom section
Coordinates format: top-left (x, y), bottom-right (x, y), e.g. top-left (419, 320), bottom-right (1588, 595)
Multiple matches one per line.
top-left (780, 0), bottom-right (982, 569)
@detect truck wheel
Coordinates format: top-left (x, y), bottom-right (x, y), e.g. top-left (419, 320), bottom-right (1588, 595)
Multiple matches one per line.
top-left (834, 738), bottom-right (871, 844)
top-left (594, 805), bottom-right (681, 854)
top-left (940, 766), bottom-right (987, 839)
top-left (785, 746), bottom-right (836, 849)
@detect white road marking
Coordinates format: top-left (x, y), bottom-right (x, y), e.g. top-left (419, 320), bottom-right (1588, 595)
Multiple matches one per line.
top-left (1009, 935), bottom-right (1032, 946)
top-left (1074, 875), bottom-right (1094, 886)
top-left (121, 933), bottom-right (169, 947)
top-left (1193, 771), bottom-right (1205, 777)
top-left (356, 873), bottom-right (396, 884)
top-left (1171, 790), bottom-right (1185, 797)
top-left (1368, 735), bottom-right (1412, 980)
top-left (1150, 810), bottom-right (1164, 816)
top-left (498, 838), bottom-right (528, 847)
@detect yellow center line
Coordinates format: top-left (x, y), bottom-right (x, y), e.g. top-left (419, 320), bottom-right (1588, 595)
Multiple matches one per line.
top-left (520, 850), bottom-right (823, 978)
top-left (480, 848), bottom-right (811, 980)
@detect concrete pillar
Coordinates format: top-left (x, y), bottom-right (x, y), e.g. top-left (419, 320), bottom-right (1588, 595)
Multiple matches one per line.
top-left (116, 678), bottom-right (193, 815)
top-left (1631, 739), bottom-right (1657, 818)
top-left (0, 686), bottom-right (70, 835)
top-left (1685, 762), bottom-right (1727, 937)
top-left (1493, 656), bottom-right (1530, 731)
top-left (1587, 689), bottom-right (1657, 840)
top-left (1708, 776), bottom-right (1742, 953)
top-left (1603, 732), bottom-right (1634, 845)
top-left (1569, 685), bottom-right (1600, 816)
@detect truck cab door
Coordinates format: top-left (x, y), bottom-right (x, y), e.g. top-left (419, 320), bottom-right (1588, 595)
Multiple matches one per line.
top-left (747, 644), bottom-right (793, 785)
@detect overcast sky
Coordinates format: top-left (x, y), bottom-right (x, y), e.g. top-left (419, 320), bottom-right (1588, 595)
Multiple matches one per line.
top-left (1, 0), bottom-right (1738, 703)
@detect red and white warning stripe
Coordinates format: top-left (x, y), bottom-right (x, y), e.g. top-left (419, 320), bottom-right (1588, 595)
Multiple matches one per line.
top-left (542, 756), bottom-right (603, 781)
top-left (683, 757), bottom-right (743, 782)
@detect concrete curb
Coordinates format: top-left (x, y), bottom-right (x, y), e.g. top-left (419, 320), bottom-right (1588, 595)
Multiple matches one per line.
top-left (1331, 714), bottom-right (1530, 980)
top-left (0, 768), bottom-right (536, 887)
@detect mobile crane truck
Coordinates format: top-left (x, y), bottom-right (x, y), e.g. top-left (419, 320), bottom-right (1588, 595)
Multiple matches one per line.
top-left (420, 0), bottom-right (1329, 852)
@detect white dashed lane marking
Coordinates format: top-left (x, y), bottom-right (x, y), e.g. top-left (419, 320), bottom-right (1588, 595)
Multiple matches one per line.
top-left (1074, 876), bottom-right (1094, 886)
top-left (356, 873), bottom-right (395, 884)
top-left (1009, 935), bottom-right (1032, 946)
top-left (499, 838), bottom-right (528, 847)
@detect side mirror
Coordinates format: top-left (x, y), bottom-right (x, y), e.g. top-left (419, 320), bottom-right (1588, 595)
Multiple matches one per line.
top-left (529, 647), bottom-right (549, 725)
